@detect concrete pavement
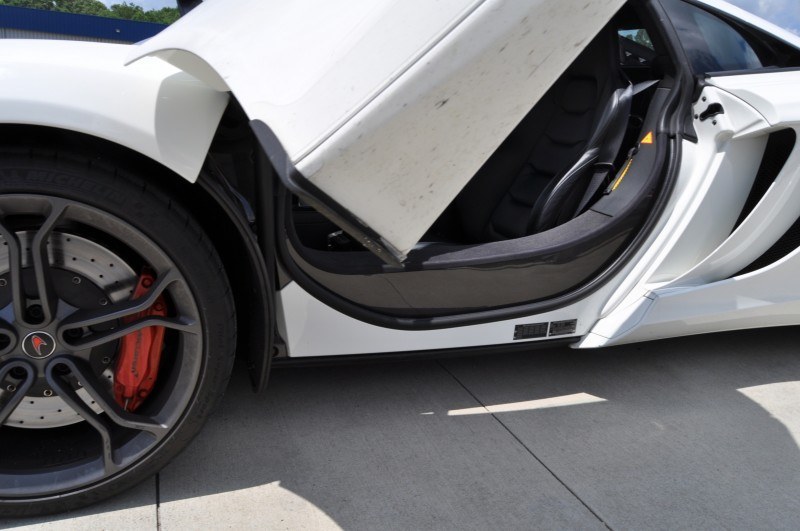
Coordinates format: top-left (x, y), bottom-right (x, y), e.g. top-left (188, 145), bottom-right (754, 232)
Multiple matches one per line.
top-left (4, 327), bottom-right (800, 530)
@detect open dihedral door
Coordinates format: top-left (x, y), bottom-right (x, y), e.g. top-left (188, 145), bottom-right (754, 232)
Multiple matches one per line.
top-left (128, 0), bottom-right (626, 263)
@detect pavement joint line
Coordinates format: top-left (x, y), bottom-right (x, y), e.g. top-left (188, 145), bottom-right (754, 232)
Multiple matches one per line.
top-left (436, 359), bottom-right (614, 531)
top-left (155, 473), bottom-right (161, 531)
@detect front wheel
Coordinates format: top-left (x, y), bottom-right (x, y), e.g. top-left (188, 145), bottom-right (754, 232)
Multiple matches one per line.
top-left (0, 150), bottom-right (236, 516)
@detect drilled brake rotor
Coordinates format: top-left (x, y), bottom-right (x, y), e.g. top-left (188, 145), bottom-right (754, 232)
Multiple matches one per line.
top-left (1, 231), bottom-right (136, 428)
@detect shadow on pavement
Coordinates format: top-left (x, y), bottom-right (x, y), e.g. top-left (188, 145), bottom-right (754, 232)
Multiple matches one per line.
top-left (443, 327), bottom-right (800, 529)
top-left (4, 327), bottom-right (800, 529)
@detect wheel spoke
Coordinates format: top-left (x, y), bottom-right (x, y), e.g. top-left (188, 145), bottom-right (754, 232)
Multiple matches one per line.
top-left (58, 269), bottom-right (182, 333)
top-left (31, 200), bottom-right (68, 325)
top-left (0, 323), bottom-right (17, 357)
top-left (0, 360), bottom-right (35, 426)
top-left (45, 357), bottom-right (168, 474)
top-left (44, 360), bottom-right (119, 474)
top-left (0, 218), bottom-right (25, 325)
top-left (0, 200), bottom-right (68, 326)
top-left (50, 356), bottom-right (168, 437)
top-left (66, 315), bottom-right (198, 351)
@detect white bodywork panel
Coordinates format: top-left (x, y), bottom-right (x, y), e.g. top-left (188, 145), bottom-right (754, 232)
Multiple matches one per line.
top-left (130, 0), bottom-right (626, 257)
top-left (277, 279), bottom-right (617, 358)
top-left (582, 74), bottom-right (800, 347)
top-left (711, 72), bottom-right (800, 126)
top-left (0, 40), bottom-right (229, 181)
top-left (278, 72), bottom-right (800, 357)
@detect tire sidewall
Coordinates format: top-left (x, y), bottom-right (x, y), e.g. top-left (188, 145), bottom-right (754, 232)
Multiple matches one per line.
top-left (0, 154), bottom-right (236, 516)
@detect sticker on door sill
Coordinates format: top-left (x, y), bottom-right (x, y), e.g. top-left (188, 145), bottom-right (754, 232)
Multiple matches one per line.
top-left (513, 323), bottom-right (548, 340)
top-left (549, 319), bottom-right (577, 336)
top-left (514, 319), bottom-right (578, 340)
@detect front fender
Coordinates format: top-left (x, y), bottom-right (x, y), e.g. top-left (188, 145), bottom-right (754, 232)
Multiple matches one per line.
top-left (0, 40), bottom-right (228, 182)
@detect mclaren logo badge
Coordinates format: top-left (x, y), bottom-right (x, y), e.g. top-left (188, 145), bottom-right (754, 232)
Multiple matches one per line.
top-left (22, 331), bottom-right (57, 359)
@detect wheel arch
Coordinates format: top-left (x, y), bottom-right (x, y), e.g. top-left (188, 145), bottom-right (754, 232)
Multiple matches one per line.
top-left (0, 124), bottom-right (273, 392)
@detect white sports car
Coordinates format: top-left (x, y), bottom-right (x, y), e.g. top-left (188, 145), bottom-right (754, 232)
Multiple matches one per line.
top-left (1, 0), bottom-right (799, 516)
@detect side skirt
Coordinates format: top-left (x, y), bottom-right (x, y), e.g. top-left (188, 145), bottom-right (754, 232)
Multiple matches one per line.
top-left (271, 337), bottom-right (578, 367)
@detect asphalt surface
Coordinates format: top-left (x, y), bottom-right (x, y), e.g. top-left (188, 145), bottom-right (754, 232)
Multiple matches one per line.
top-left (4, 327), bottom-right (800, 530)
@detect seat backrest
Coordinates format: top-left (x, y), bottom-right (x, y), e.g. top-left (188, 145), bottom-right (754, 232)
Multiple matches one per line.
top-left (454, 26), bottom-right (629, 243)
top-left (531, 82), bottom-right (633, 233)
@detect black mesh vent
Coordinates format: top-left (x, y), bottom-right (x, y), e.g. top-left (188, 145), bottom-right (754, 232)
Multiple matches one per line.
top-left (732, 129), bottom-right (796, 231)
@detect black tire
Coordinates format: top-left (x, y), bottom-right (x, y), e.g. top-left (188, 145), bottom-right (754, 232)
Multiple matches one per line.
top-left (0, 149), bottom-right (236, 517)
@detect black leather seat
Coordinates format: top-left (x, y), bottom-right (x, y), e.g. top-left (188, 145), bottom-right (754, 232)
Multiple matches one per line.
top-left (451, 27), bottom-right (632, 243)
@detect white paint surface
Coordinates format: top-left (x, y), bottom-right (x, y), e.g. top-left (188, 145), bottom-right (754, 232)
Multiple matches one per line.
top-left (130, 0), bottom-right (625, 256)
top-left (585, 73), bottom-right (800, 347)
top-left (0, 40), bottom-right (228, 181)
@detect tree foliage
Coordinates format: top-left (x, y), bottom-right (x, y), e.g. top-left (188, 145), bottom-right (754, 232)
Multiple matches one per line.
top-left (0, 0), bottom-right (180, 24)
top-left (632, 29), bottom-right (654, 50)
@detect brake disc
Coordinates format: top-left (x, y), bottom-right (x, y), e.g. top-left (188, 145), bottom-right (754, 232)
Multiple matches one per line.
top-left (2, 231), bottom-right (136, 429)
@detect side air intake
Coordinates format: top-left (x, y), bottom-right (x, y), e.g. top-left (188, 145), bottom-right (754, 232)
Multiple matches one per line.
top-left (732, 129), bottom-right (796, 232)
top-left (733, 129), bottom-right (799, 277)
top-left (734, 213), bottom-right (800, 277)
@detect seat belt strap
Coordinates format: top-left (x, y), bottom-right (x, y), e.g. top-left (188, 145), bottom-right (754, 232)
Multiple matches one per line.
top-left (573, 79), bottom-right (658, 216)
top-left (575, 164), bottom-right (614, 216)
top-left (574, 88), bottom-right (631, 215)
top-left (633, 79), bottom-right (660, 96)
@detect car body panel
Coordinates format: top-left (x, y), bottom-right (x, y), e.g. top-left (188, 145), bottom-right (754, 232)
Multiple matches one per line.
top-left (646, 86), bottom-right (769, 285)
top-left (712, 72), bottom-right (800, 126)
top-left (584, 75), bottom-right (800, 347)
top-left (129, 0), bottom-right (627, 258)
top-left (277, 279), bottom-right (609, 357)
top-left (0, 40), bottom-right (229, 182)
top-left (584, 243), bottom-right (800, 346)
top-left (130, 0), bottom-right (487, 161)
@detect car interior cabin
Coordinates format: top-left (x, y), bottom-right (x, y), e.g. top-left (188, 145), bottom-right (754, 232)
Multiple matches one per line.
top-left (282, 3), bottom-right (676, 318)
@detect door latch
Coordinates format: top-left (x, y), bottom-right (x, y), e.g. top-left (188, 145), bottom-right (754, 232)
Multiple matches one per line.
top-left (698, 102), bottom-right (724, 122)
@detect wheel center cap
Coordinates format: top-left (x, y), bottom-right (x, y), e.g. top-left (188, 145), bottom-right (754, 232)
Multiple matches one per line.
top-left (22, 331), bottom-right (57, 359)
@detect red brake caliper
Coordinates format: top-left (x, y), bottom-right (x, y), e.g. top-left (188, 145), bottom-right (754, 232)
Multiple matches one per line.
top-left (113, 269), bottom-right (167, 412)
